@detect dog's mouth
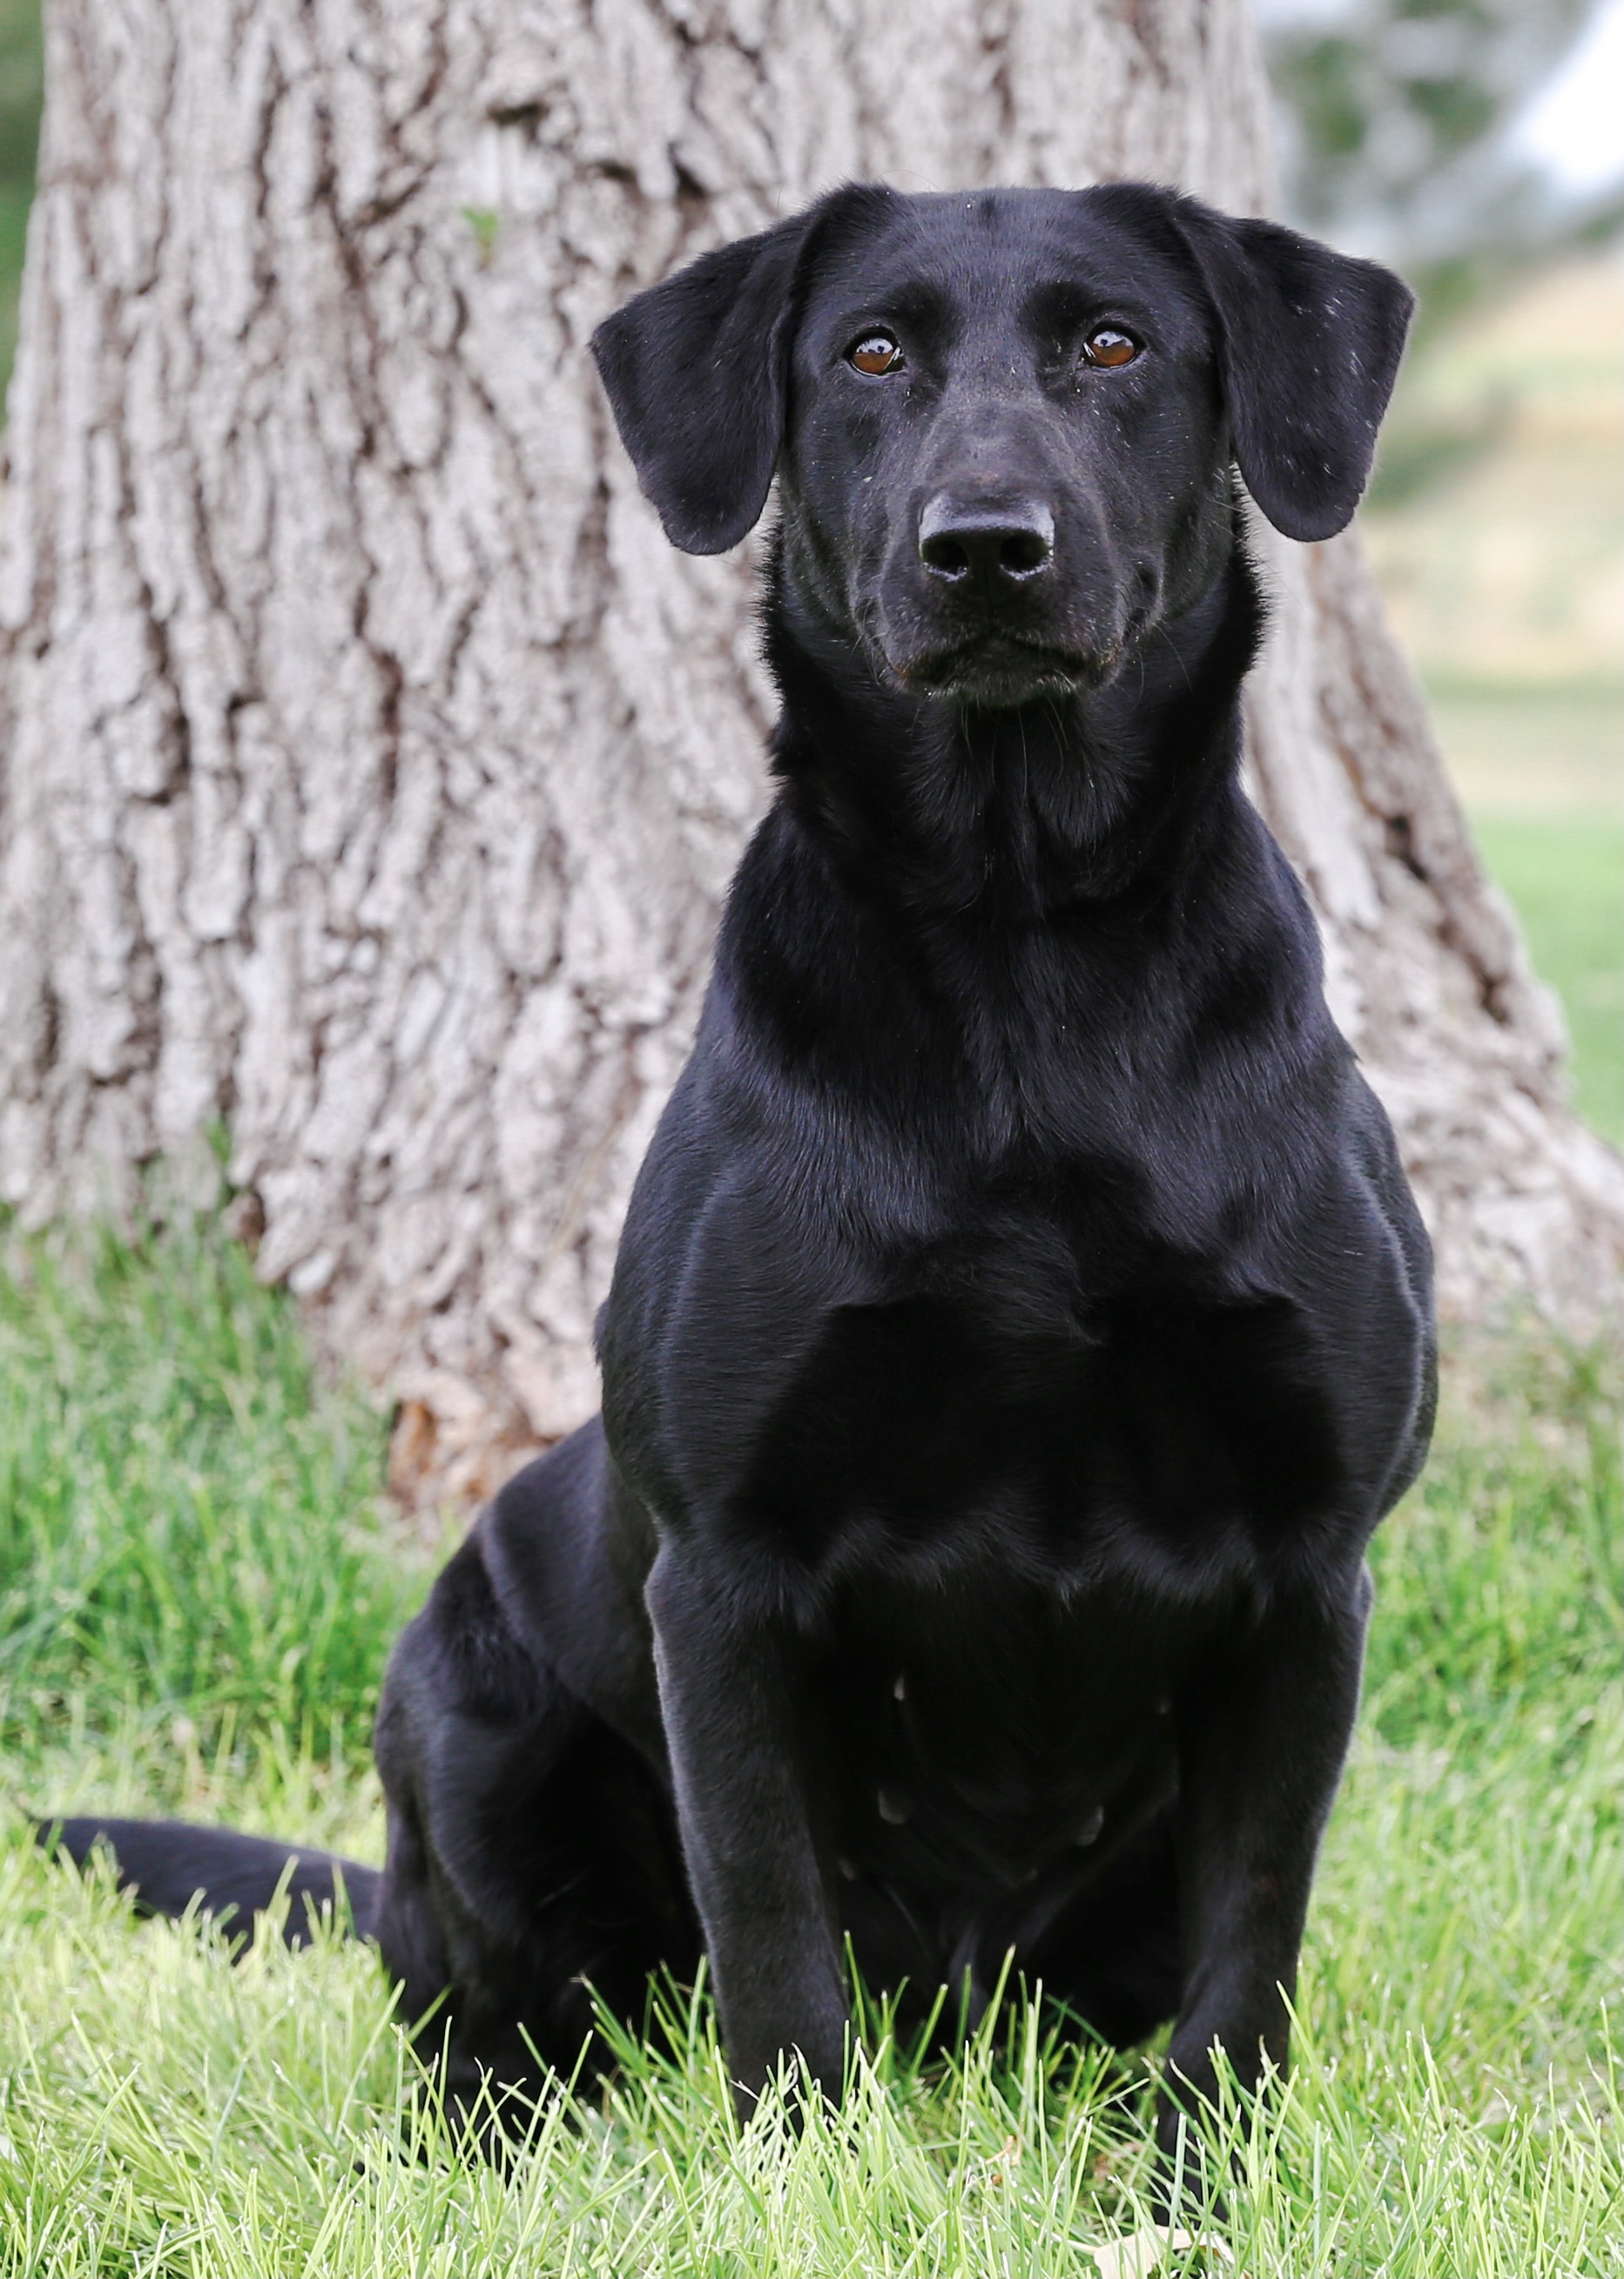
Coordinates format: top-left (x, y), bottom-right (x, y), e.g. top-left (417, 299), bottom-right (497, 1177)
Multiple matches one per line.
top-left (886, 630), bottom-right (1116, 706)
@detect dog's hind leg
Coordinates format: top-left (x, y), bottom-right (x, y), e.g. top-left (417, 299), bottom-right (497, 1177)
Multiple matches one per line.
top-left (372, 1523), bottom-right (698, 2127)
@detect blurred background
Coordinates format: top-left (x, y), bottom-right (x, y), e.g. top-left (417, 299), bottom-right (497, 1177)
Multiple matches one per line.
top-left (0, 0), bottom-right (1615, 1138)
top-left (1263, 0), bottom-right (1622, 1144)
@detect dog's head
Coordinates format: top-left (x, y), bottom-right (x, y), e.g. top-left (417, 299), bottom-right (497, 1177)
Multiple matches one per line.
top-left (591, 185), bottom-right (1412, 709)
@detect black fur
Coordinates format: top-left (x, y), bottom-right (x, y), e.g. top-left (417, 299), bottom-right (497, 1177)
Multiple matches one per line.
top-left (38, 1817), bottom-right (379, 1944)
top-left (41, 184), bottom-right (1432, 2188)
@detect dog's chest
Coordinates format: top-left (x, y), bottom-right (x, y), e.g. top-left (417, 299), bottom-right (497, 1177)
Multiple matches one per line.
top-left (725, 1217), bottom-right (1343, 1588)
top-left (806, 1565), bottom-right (1189, 1916)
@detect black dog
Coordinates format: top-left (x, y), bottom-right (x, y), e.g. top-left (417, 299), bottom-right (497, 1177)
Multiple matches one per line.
top-left (45, 183), bottom-right (1435, 2184)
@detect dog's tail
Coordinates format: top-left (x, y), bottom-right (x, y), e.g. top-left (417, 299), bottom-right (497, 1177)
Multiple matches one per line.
top-left (36, 1816), bottom-right (381, 1946)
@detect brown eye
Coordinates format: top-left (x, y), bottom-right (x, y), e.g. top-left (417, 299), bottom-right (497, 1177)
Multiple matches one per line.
top-left (848, 332), bottom-right (904, 375)
top-left (1084, 327), bottom-right (1139, 368)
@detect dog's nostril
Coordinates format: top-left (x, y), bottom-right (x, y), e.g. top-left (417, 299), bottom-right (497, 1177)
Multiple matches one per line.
top-left (919, 533), bottom-right (972, 581)
top-left (1000, 528), bottom-right (1051, 576)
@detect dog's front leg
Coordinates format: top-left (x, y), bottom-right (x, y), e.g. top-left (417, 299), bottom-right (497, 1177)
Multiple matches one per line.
top-left (1157, 1562), bottom-right (1373, 2194)
top-left (644, 1540), bottom-right (848, 2111)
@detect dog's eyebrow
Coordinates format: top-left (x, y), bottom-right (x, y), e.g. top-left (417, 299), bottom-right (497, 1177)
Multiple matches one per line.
top-left (812, 276), bottom-right (958, 343)
top-left (1021, 279), bottom-right (1169, 340)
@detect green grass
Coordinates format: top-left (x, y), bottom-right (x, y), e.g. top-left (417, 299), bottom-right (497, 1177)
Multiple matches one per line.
top-left (0, 1221), bottom-right (1620, 2275)
top-left (0, 0), bottom-right (40, 402)
top-left (0, 1209), bottom-right (426, 1851)
top-left (1424, 678), bottom-right (1623, 1149)
top-left (1473, 815), bottom-right (1624, 1146)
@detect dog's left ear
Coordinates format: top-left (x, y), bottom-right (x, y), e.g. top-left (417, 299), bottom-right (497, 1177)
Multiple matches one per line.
top-left (592, 188), bottom-right (879, 555)
top-left (1168, 199), bottom-right (1414, 543)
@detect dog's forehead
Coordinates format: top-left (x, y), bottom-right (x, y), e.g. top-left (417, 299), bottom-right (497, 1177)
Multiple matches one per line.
top-left (805, 187), bottom-right (1198, 332)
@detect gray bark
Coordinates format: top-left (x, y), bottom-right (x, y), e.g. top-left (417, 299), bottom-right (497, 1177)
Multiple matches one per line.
top-left (1, 0), bottom-right (1618, 1503)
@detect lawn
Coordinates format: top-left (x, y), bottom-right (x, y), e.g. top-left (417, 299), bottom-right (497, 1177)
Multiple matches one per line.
top-left (1422, 669), bottom-right (1621, 1149)
top-left (1473, 806), bottom-right (1623, 1146)
top-left (0, 1215), bottom-right (1617, 2276)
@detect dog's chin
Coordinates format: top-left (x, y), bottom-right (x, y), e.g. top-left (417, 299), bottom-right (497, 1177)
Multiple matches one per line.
top-left (884, 633), bottom-right (1115, 710)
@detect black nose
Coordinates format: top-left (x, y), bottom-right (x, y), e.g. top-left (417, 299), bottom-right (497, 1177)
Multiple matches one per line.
top-left (918, 495), bottom-right (1055, 584)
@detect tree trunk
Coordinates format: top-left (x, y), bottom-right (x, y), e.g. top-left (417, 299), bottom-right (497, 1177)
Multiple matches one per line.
top-left (2, 0), bottom-right (1618, 1503)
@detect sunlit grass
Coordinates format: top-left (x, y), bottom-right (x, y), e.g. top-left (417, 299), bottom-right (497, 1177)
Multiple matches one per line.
top-left (0, 1217), bottom-right (1618, 2275)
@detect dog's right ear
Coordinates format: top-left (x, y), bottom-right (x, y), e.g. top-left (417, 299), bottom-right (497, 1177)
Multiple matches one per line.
top-left (591, 193), bottom-right (866, 556)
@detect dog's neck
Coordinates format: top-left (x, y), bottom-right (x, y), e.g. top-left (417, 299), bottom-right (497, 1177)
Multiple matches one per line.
top-left (763, 525), bottom-right (1266, 923)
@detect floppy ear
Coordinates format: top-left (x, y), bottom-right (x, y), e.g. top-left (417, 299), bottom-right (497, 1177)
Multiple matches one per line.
top-left (591, 193), bottom-right (859, 556)
top-left (1168, 200), bottom-right (1414, 543)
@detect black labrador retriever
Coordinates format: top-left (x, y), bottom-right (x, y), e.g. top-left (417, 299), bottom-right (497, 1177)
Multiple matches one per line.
top-left (46, 182), bottom-right (1436, 2184)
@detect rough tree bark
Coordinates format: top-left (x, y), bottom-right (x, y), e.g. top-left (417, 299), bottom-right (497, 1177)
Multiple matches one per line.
top-left (1, 0), bottom-right (1618, 1502)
